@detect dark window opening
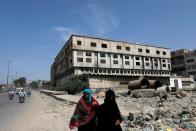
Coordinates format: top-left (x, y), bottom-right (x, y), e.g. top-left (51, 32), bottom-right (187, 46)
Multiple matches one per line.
top-left (136, 57), bottom-right (140, 60)
top-left (100, 59), bottom-right (106, 64)
top-left (145, 58), bottom-right (149, 61)
top-left (156, 51), bottom-right (160, 54)
top-left (136, 62), bottom-right (140, 66)
top-left (125, 56), bottom-right (129, 59)
top-left (113, 60), bottom-right (118, 64)
top-left (138, 48), bottom-right (142, 52)
top-left (125, 61), bottom-right (130, 65)
top-left (100, 53), bottom-right (105, 57)
top-left (77, 58), bottom-right (83, 62)
top-left (117, 46), bottom-right (121, 50)
top-left (102, 44), bottom-right (107, 48)
top-left (146, 49), bottom-right (150, 53)
top-left (163, 51), bottom-right (166, 55)
top-left (91, 42), bottom-right (96, 47)
top-left (113, 54), bottom-right (118, 58)
top-left (146, 63), bottom-right (150, 67)
top-left (187, 59), bottom-right (194, 63)
top-left (126, 47), bottom-right (130, 51)
top-left (77, 40), bottom-right (81, 45)
top-left (86, 58), bottom-right (92, 63)
top-left (86, 52), bottom-right (92, 56)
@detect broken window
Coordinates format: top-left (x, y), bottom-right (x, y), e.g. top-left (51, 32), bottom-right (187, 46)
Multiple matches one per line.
top-left (102, 43), bottom-right (107, 48)
top-left (91, 42), bottom-right (96, 47)
top-left (117, 46), bottom-right (121, 50)
top-left (126, 47), bottom-right (130, 51)
top-left (77, 40), bottom-right (81, 45)
top-left (146, 49), bottom-right (150, 53)
top-left (138, 48), bottom-right (142, 52)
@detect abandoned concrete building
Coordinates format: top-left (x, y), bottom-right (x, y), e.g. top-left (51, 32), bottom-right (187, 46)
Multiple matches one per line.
top-left (51, 35), bottom-right (171, 89)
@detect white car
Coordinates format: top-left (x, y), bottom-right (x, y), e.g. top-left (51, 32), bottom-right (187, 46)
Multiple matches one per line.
top-left (16, 87), bottom-right (23, 95)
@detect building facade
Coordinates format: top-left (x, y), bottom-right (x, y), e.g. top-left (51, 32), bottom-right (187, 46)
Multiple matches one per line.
top-left (184, 50), bottom-right (196, 81)
top-left (171, 49), bottom-right (196, 81)
top-left (51, 35), bottom-right (171, 89)
top-left (171, 49), bottom-right (190, 76)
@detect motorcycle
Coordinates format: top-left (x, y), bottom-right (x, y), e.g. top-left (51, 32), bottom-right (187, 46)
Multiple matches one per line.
top-left (9, 93), bottom-right (14, 100)
top-left (27, 91), bottom-right (31, 97)
top-left (18, 92), bottom-right (25, 103)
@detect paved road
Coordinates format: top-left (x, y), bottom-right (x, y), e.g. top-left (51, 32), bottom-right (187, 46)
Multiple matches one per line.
top-left (0, 92), bottom-right (33, 130)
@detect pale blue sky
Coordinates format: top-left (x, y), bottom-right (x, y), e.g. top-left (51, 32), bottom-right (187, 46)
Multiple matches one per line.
top-left (0, 0), bottom-right (196, 83)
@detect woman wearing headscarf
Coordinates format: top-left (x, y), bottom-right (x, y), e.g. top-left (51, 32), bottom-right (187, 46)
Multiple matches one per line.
top-left (97, 89), bottom-right (122, 131)
top-left (69, 88), bottom-right (99, 131)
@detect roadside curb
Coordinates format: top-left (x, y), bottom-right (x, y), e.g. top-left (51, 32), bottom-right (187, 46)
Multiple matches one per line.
top-left (40, 90), bottom-right (77, 104)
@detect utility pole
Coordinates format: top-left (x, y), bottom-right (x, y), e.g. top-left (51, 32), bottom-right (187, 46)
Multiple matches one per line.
top-left (6, 61), bottom-right (10, 87)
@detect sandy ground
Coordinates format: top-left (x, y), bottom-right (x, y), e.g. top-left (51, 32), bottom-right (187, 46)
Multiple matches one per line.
top-left (1, 92), bottom-right (77, 131)
top-left (2, 90), bottom-right (195, 131)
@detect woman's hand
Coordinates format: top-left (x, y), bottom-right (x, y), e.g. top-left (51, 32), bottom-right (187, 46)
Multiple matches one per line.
top-left (115, 119), bottom-right (121, 126)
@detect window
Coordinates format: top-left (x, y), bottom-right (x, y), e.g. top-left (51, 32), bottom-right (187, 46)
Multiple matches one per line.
top-left (162, 59), bottom-right (165, 62)
top-left (146, 63), bottom-right (150, 66)
top-left (156, 51), bottom-right (160, 54)
top-left (154, 63), bottom-right (158, 67)
top-left (70, 59), bottom-right (72, 63)
top-left (100, 53), bottom-right (105, 57)
top-left (77, 51), bottom-right (83, 56)
top-left (138, 48), bottom-right (142, 52)
top-left (91, 42), bottom-right (96, 47)
top-left (163, 51), bottom-right (166, 55)
top-left (86, 58), bottom-right (92, 63)
top-left (125, 61), bottom-right (130, 65)
top-left (145, 58), bottom-right (149, 61)
top-left (163, 64), bottom-right (166, 67)
top-left (154, 59), bottom-right (157, 62)
top-left (100, 59), bottom-right (106, 64)
top-left (135, 57), bottom-right (140, 60)
top-left (102, 44), bottom-right (107, 48)
top-left (113, 60), bottom-right (118, 64)
top-left (117, 46), bottom-right (121, 50)
top-left (86, 52), bottom-right (92, 56)
top-left (125, 56), bottom-right (129, 59)
top-left (126, 47), bottom-right (130, 51)
top-left (187, 59), bottom-right (195, 63)
top-left (146, 49), bottom-right (150, 53)
top-left (136, 62), bottom-right (140, 66)
top-left (168, 64), bottom-right (171, 69)
top-left (77, 58), bottom-right (83, 62)
top-left (113, 54), bottom-right (118, 58)
top-left (77, 40), bottom-right (81, 45)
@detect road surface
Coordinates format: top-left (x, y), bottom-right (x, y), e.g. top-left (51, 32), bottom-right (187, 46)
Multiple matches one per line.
top-left (0, 92), bottom-right (33, 130)
top-left (0, 91), bottom-right (76, 131)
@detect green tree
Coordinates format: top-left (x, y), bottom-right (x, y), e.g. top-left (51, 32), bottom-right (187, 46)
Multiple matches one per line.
top-left (14, 77), bottom-right (26, 87)
top-left (29, 81), bottom-right (38, 88)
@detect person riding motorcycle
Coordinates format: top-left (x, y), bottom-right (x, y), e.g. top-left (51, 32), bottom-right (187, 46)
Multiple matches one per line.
top-left (18, 89), bottom-right (26, 102)
top-left (8, 89), bottom-right (15, 100)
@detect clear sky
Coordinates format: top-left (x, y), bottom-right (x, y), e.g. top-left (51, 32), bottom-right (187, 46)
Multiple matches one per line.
top-left (0, 0), bottom-right (196, 84)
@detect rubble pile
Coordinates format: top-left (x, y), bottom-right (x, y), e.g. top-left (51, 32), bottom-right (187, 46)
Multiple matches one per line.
top-left (115, 90), bottom-right (196, 131)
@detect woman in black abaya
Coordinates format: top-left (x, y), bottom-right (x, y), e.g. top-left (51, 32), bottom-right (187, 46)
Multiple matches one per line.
top-left (97, 89), bottom-right (122, 131)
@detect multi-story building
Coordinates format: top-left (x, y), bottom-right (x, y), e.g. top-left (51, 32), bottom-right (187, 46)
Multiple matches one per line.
top-left (184, 50), bottom-right (196, 81)
top-left (171, 49), bottom-right (190, 76)
top-left (51, 35), bottom-right (171, 89)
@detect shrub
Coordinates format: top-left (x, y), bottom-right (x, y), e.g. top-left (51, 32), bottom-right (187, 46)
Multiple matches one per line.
top-left (64, 74), bottom-right (89, 94)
